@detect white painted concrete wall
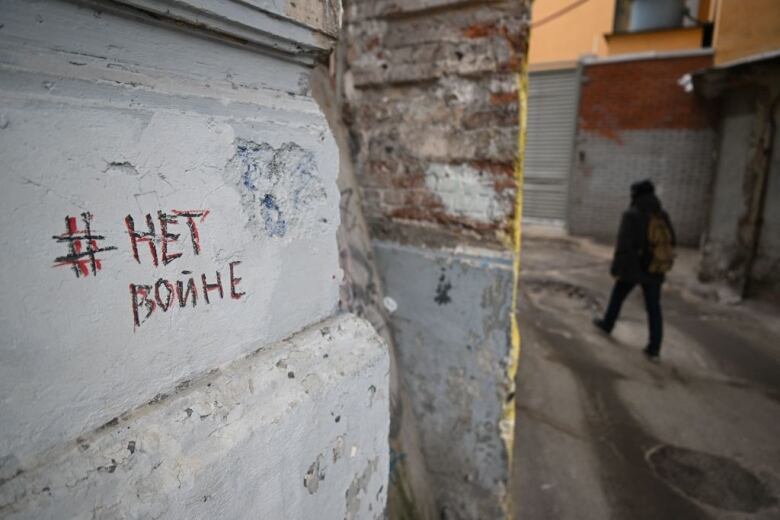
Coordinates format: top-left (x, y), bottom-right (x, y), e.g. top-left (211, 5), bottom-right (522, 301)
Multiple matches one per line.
top-left (0, 1), bottom-right (389, 517)
top-left (1, 315), bottom-right (389, 520)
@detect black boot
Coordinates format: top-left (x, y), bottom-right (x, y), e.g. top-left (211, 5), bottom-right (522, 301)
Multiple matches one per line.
top-left (643, 346), bottom-right (660, 363)
top-left (593, 318), bottom-right (610, 334)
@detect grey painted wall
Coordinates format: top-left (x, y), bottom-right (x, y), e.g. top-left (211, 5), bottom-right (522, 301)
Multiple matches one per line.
top-left (699, 75), bottom-right (780, 298)
top-left (707, 93), bottom-right (756, 245)
top-left (752, 103), bottom-right (780, 293)
top-left (0, 0), bottom-right (341, 463)
top-left (0, 316), bottom-right (389, 520)
top-left (700, 91), bottom-right (755, 280)
top-left (0, 0), bottom-right (390, 517)
top-left (373, 241), bottom-right (515, 520)
top-left (570, 129), bottom-right (716, 246)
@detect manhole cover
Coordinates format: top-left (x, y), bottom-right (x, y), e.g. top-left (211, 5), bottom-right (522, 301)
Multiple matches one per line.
top-left (648, 444), bottom-right (777, 513)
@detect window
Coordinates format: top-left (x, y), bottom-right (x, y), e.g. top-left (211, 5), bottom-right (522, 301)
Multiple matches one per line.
top-left (614, 0), bottom-right (701, 33)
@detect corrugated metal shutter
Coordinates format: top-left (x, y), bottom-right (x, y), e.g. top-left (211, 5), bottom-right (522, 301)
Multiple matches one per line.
top-left (523, 68), bottom-right (580, 225)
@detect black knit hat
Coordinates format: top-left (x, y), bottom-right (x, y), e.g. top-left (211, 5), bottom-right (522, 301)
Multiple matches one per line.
top-left (630, 179), bottom-right (655, 199)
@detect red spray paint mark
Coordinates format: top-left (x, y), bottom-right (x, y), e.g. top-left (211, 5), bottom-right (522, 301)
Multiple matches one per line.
top-left (171, 210), bottom-right (210, 255)
top-left (53, 213), bottom-right (117, 277)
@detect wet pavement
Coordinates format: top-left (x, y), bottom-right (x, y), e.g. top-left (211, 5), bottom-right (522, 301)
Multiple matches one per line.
top-left (512, 233), bottom-right (780, 520)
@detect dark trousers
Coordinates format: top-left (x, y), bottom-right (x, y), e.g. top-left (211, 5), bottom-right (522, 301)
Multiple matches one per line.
top-left (602, 280), bottom-right (663, 355)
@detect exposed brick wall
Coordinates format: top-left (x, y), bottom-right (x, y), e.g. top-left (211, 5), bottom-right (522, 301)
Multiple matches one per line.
top-left (569, 54), bottom-right (717, 246)
top-left (338, 2), bottom-right (530, 517)
top-left (342, 0), bottom-right (529, 245)
top-left (580, 55), bottom-right (716, 138)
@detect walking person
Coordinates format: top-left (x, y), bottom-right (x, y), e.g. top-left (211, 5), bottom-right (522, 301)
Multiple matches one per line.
top-left (593, 180), bottom-right (676, 362)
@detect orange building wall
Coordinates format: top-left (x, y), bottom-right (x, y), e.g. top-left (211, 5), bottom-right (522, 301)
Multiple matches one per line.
top-left (714, 0), bottom-right (780, 65)
top-left (528, 0), bottom-right (718, 66)
top-left (528, 0), bottom-right (616, 66)
top-left (606, 26), bottom-right (704, 56)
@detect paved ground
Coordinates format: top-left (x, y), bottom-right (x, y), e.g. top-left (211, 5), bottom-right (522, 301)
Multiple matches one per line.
top-left (512, 232), bottom-right (780, 520)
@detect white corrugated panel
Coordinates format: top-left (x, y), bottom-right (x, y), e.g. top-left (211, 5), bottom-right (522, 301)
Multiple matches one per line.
top-left (523, 68), bottom-right (579, 224)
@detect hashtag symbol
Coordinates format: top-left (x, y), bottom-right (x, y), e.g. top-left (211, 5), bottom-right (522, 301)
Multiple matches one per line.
top-left (53, 212), bottom-right (117, 277)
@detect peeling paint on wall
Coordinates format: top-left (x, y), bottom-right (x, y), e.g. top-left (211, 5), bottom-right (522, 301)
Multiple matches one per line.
top-left (373, 242), bottom-right (515, 519)
top-left (227, 139), bottom-right (327, 240)
top-left (342, 0), bottom-right (528, 244)
top-left (340, 0), bottom-right (531, 517)
top-left (345, 456), bottom-right (379, 520)
top-left (425, 163), bottom-right (513, 224)
top-left (285, 0), bottom-right (341, 38)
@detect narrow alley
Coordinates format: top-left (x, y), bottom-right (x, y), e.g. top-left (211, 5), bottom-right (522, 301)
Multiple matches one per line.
top-left (513, 232), bottom-right (780, 519)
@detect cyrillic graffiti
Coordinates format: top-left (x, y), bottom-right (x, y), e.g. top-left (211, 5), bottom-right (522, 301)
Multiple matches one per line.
top-left (52, 209), bottom-right (245, 329)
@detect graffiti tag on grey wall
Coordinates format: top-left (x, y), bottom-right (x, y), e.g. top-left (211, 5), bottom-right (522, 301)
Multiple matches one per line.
top-left (52, 208), bottom-right (245, 329)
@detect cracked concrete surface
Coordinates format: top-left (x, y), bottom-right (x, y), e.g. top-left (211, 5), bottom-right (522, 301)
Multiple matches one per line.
top-left (513, 232), bottom-right (780, 519)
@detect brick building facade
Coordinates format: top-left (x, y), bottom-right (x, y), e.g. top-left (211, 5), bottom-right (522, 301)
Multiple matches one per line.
top-left (568, 53), bottom-right (717, 246)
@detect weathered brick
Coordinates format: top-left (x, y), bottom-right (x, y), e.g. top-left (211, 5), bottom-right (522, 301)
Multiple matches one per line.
top-left (343, 0), bottom-right (526, 242)
top-left (579, 55), bottom-right (717, 139)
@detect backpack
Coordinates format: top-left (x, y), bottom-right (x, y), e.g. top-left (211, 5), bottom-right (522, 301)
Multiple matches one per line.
top-left (646, 213), bottom-right (675, 274)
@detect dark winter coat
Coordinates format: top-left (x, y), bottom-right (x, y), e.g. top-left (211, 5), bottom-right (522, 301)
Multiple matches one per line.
top-left (610, 192), bottom-right (676, 284)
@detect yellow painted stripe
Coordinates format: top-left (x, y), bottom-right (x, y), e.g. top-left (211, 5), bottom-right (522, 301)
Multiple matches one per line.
top-left (500, 55), bottom-right (528, 519)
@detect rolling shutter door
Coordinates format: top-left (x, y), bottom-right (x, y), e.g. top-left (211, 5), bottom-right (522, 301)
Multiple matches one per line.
top-left (523, 68), bottom-right (580, 225)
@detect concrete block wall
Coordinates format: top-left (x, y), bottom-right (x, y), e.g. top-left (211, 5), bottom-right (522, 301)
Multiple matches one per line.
top-left (569, 54), bottom-right (717, 246)
top-left (0, 0), bottom-right (389, 517)
top-left (340, 1), bottom-right (530, 518)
